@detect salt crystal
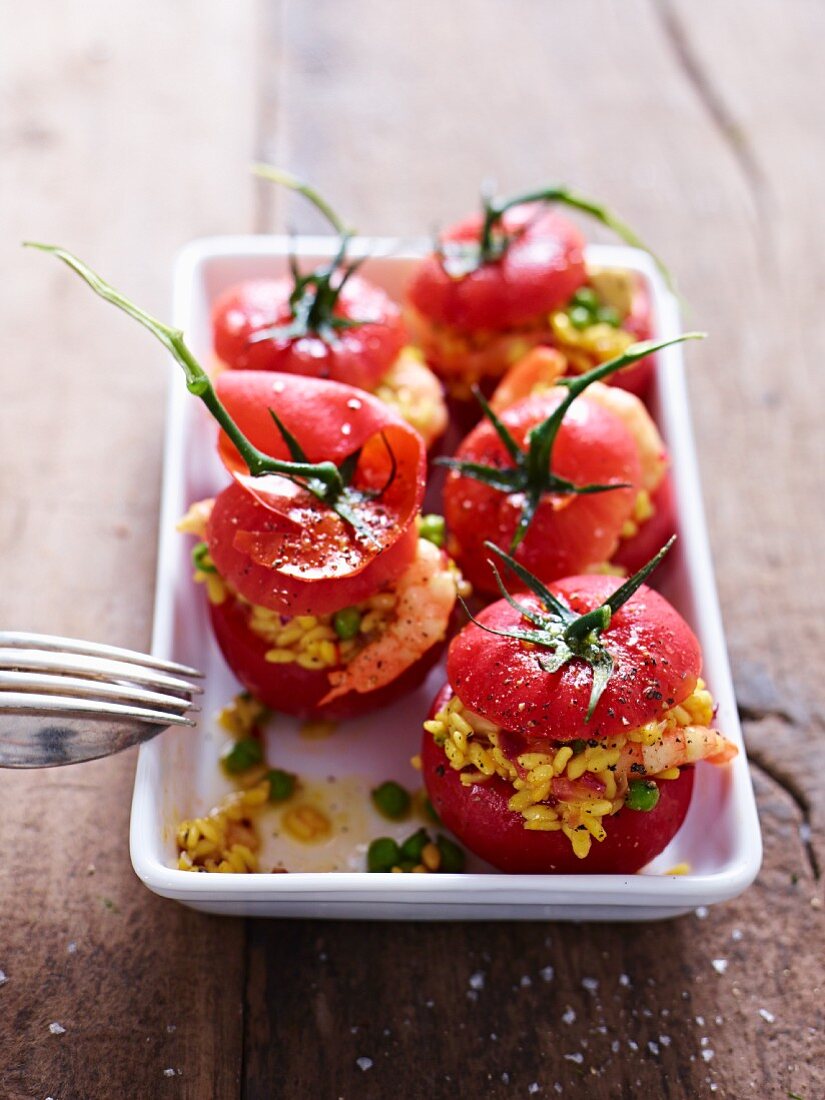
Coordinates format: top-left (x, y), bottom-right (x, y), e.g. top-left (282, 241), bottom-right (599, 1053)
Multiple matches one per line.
top-left (660, 1035), bottom-right (671, 1046)
top-left (528, 1085), bottom-right (540, 1095)
top-left (714, 1015), bottom-right (723, 1026)
top-left (695, 906), bottom-right (709, 919)
top-left (0, 970), bottom-right (6, 986)
top-left (759, 1008), bottom-right (775, 1023)
top-left (611, 1040), bottom-right (620, 1053)
top-left (49, 1023), bottom-right (66, 1035)
top-left (163, 1069), bottom-right (175, 1078)
top-left (520, 975), bottom-right (532, 988)
top-left (356, 1057), bottom-right (373, 1072)
top-left (702, 1049), bottom-right (715, 1063)
top-left (564, 1053), bottom-right (583, 1065)
top-left (701, 1037), bottom-right (710, 1047)
top-left (582, 977), bottom-right (599, 994)
top-left (711, 959), bottom-right (728, 975)
top-left (466, 990), bottom-right (479, 1003)
top-left (501, 1072), bottom-right (510, 1084)
top-left (619, 973), bottom-right (631, 987)
top-left (562, 1008), bottom-right (576, 1025)
top-left (67, 943), bottom-right (77, 955)
top-left (540, 966), bottom-right (555, 982)
top-left (695, 1015), bottom-right (705, 1026)
top-left (648, 1041), bottom-right (659, 1056)
top-left (554, 1086), bottom-right (563, 1095)
top-left (166, 1024), bottom-right (176, 1034)
top-left (425, 1000), bottom-right (434, 1008)
top-left (628, 1040), bottom-right (639, 1052)
top-left (469, 970), bottom-right (485, 990)
top-left (731, 928), bottom-right (743, 942)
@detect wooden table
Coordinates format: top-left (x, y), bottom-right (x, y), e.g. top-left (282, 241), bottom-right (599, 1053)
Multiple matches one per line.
top-left (1, 3), bottom-right (822, 1097)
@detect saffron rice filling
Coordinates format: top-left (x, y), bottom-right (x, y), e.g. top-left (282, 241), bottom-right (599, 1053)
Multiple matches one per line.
top-left (424, 681), bottom-right (734, 860)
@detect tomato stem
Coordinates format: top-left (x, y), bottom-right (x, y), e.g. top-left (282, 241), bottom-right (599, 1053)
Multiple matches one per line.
top-left (478, 184), bottom-right (673, 289)
top-left (23, 243), bottom-right (390, 538)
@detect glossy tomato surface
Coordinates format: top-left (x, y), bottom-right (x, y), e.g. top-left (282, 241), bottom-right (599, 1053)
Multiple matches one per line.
top-left (408, 205), bottom-right (587, 332)
top-left (207, 373), bottom-right (425, 615)
top-left (444, 392), bottom-right (641, 592)
top-left (447, 575), bottom-right (701, 741)
top-left (421, 704), bottom-right (695, 874)
top-left (209, 592), bottom-right (444, 720)
top-left (212, 275), bottom-right (406, 391)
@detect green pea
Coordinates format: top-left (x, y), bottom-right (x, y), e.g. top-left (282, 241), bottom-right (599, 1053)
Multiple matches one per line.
top-left (595, 305), bottom-right (621, 328)
top-left (266, 768), bottom-right (296, 803)
top-left (436, 834), bottom-right (466, 873)
top-left (626, 779), bottom-right (660, 812)
top-left (419, 514), bottom-right (446, 548)
top-left (367, 836), bottom-right (401, 872)
top-left (222, 738), bottom-right (263, 775)
top-left (568, 305), bottom-right (593, 330)
top-left (400, 827), bottom-right (430, 863)
top-left (192, 541), bottom-right (216, 573)
top-left (371, 780), bottom-right (411, 820)
top-left (570, 287), bottom-right (599, 311)
top-left (333, 607), bottom-right (362, 640)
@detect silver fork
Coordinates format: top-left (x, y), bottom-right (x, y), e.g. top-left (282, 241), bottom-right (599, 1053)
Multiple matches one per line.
top-left (0, 631), bottom-right (202, 768)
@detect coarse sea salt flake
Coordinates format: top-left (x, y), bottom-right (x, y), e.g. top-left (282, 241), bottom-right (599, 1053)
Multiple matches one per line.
top-left (469, 970), bottom-right (485, 990)
top-left (540, 966), bottom-right (555, 982)
top-left (619, 973), bottom-right (631, 987)
top-left (0, 970), bottom-right (6, 986)
top-left (562, 1008), bottom-right (576, 1025)
top-left (564, 1053), bottom-right (583, 1065)
top-left (356, 1057), bottom-right (373, 1072)
top-left (49, 1022), bottom-right (66, 1035)
top-left (528, 1085), bottom-right (540, 1095)
top-left (582, 977), bottom-right (599, 994)
top-left (711, 959), bottom-right (728, 974)
top-left (702, 1049), bottom-right (715, 1062)
top-left (759, 1008), bottom-right (775, 1023)
top-left (695, 906), bottom-right (709, 919)
top-left (163, 1069), bottom-right (175, 1078)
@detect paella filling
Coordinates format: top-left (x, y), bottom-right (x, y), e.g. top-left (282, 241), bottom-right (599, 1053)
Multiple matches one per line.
top-left (619, 488), bottom-right (655, 541)
top-left (424, 680), bottom-right (735, 860)
top-left (406, 266), bottom-right (645, 397)
top-left (372, 346), bottom-right (448, 446)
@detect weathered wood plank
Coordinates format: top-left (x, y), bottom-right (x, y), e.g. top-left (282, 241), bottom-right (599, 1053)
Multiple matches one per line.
top-left (0, 3), bottom-right (257, 1097)
top-left (242, 2), bottom-right (823, 1098)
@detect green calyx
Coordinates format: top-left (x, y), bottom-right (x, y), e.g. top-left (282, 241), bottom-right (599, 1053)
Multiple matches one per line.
top-left (436, 333), bottom-right (703, 551)
top-left (437, 182), bottom-right (673, 290)
top-left (24, 243), bottom-right (389, 544)
top-left (460, 536), bottom-right (676, 721)
top-left (250, 164), bottom-right (368, 347)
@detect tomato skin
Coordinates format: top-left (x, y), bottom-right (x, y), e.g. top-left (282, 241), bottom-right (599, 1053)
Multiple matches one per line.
top-left (421, 688), bottom-right (695, 874)
top-left (606, 278), bottom-right (655, 398)
top-left (407, 206), bottom-right (587, 332)
top-left (447, 575), bottom-right (701, 741)
top-left (212, 275), bottom-right (406, 392)
top-left (613, 474), bottom-right (676, 578)
top-left (208, 591), bottom-right (444, 720)
top-left (207, 373), bottom-right (425, 612)
top-left (443, 392), bottom-right (641, 592)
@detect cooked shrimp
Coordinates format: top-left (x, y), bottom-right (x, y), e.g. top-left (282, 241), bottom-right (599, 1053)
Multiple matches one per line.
top-left (584, 382), bottom-right (668, 492)
top-left (620, 724), bottom-right (738, 778)
top-left (374, 347), bottom-right (448, 447)
top-left (321, 538), bottom-right (456, 702)
top-left (489, 347), bottom-right (567, 412)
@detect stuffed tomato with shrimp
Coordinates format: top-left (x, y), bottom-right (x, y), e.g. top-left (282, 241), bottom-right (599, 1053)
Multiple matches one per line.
top-left (185, 372), bottom-right (458, 718)
top-left (32, 245), bottom-right (458, 721)
top-left (421, 541), bottom-right (737, 874)
top-left (212, 169), bottom-right (447, 447)
top-left (405, 183), bottom-right (664, 402)
top-left (439, 335), bottom-right (696, 595)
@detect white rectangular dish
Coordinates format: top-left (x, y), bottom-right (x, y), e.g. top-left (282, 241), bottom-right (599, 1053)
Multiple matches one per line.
top-left (130, 236), bottom-right (762, 919)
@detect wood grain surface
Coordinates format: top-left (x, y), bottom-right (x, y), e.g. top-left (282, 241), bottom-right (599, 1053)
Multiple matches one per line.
top-left (0, 2), bottom-right (822, 1098)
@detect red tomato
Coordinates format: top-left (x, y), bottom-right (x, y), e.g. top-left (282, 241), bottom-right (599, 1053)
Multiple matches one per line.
top-left (613, 474), bottom-right (676, 578)
top-left (443, 392), bottom-right (641, 592)
top-left (447, 574), bottom-right (701, 741)
top-left (408, 205), bottom-right (587, 331)
top-left (212, 274), bottom-right (406, 391)
top-left (207, 373), bottom-right (425, 614)
top-left (208, 592), bottom-right (443, 720)
top-left (421, 687), bottom-right (695, 874)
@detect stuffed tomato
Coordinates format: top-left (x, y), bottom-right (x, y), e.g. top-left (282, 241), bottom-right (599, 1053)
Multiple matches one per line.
top-left (212, 170), bottom-right (447, 447)
top-left (405, 184), bottom-right (662, 401)
top-left (182, 372), bottom-right (458, 719)
top-left (421, 542), bottom-right (737, 873)
top-left (439, 336), bottom-right (694, 595)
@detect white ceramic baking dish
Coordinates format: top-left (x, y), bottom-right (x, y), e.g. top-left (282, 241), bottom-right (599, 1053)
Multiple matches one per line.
top-left (129, 236), bottom-right (762, 919)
